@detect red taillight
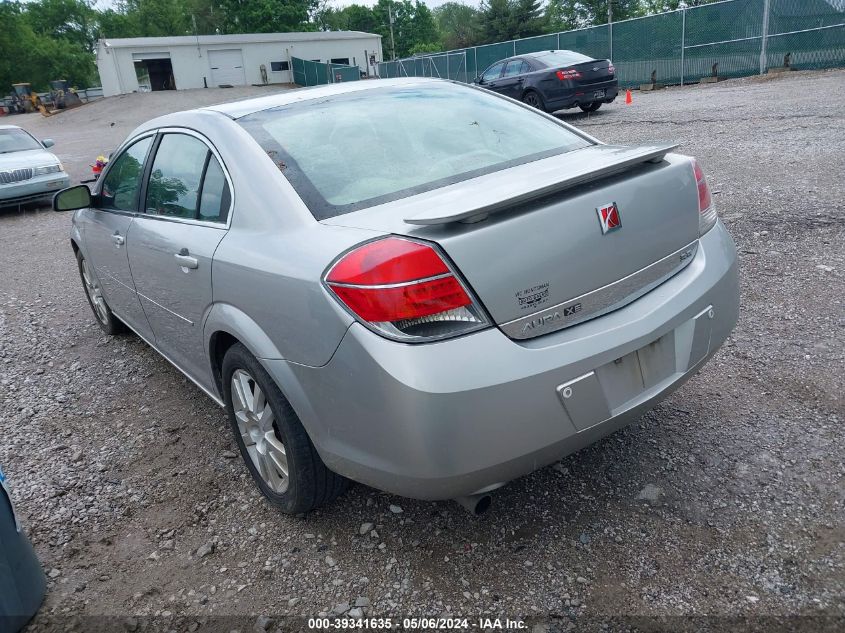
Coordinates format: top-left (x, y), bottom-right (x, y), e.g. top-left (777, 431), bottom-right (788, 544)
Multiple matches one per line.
top-left (331, 276), bottom-right (470, 322)
top-left (692, 159), bottom-right (712, 211)
top-left (556, 68), bottom-right (582, 80)
top-left (325, 237), bottom-right (488, 341)
top-left (691, 158), bottom-right (717, 235)
top-left (608, 63), bottom-right (615, 75)
top-left (326, 238), bottom-right (448, 286)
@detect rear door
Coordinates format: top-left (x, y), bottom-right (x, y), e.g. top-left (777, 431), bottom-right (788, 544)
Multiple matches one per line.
top-left (78, 134), bottom-right (155, 340)
top-left (126, 131), bottom-right (231, 390)
top-left (498, 60), bottom-right (529, 99)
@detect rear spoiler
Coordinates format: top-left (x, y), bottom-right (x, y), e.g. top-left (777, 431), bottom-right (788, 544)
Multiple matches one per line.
top-left (404, 143), bottom-right (678, 225)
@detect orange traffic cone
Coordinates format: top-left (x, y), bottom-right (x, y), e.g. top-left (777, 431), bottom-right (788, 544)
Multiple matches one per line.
top-left (625, 89), bottom-right (632, 105)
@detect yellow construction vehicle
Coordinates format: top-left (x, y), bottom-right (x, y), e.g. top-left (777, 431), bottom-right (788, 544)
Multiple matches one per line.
top-left (49, 80), bottom-right (83, 110)
top-left (12, 83), bottom-right (51, 116)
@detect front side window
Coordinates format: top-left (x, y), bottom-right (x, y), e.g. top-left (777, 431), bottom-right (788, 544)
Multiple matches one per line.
top-left (238, 82), bottom-right (591, 220)
top-left (146, 134), bottom-right (204, 219)
top-left (145, 133), bottom-right (230, 223)
top-left (100, 136), bottom-right (153, 211)
top-left (481, 62), bottom-right (504, 81)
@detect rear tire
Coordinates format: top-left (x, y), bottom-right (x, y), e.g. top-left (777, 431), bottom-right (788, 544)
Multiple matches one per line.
top-left (579, 102), bottom-right (603, 113)
top-left (76, 250), bottom-right (127, 335)
top-left (222, 343), bottom-right (349, 514)
top-left (522, 90), bottom-right (546, 112)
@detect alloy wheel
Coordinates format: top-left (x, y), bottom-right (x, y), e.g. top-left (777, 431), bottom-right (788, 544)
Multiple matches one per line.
top-left (81, 258), bottom-right (109, 325)
top-left (231, 369), bottom-right (289, 493)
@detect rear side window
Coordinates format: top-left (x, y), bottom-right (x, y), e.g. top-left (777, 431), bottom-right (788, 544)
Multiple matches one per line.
top-left (100, 136), bottom-right (154, 212)
top-left (145, 133), bottom-right (230, 223)
top-left (503, 60), bottom-right (527, 77)
top-left (237, 82), bottom-right (591, 220)
top-left (198, 157), bottom-right (231, 223)
top-left (145, 134), bottom-right (208, 219)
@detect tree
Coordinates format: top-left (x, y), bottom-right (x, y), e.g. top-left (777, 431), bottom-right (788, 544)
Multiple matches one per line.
top-left (215, 0), bottom-right (318, 34)
top-left (478, 0), bottom-right (513, 43)
top-left (511, 0), bottom-right (546, 39)
top-left (1, 0), bottom-right (96, 91)
top-left (25, 0), bottom-right (98, 50)
top-left (434, 2), bottom-right (481, 50)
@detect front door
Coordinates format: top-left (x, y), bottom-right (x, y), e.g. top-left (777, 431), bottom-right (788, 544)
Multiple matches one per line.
top-left (79, 134), bottom-right (155, 340)
top-left (127, 132), bottom-right (232, 391)
top-left (479, 62), bottom-right (505, 94)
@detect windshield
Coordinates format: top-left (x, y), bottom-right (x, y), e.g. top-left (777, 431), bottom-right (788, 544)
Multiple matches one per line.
top-left (0, 128), bottom-right (42, 154)
top-left (531, 51), bottom-right (595, 67)
top-left (237, 81), bottom-right (592, 219)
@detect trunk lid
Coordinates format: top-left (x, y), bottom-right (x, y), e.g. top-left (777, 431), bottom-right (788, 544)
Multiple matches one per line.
top-left (322, 146), bottom-right (701, 339)
top-left (567, 59), bottom-right (614, 85)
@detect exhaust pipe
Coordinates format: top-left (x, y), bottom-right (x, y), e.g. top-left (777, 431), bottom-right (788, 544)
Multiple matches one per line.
top-left (453, 493), bottom-right (492, 516)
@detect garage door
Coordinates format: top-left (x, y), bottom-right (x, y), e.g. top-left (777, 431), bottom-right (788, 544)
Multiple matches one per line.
top-left (208, 49), bottom-right (246, 87)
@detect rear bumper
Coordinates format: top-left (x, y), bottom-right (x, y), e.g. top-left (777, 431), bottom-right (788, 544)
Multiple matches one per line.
top-left (268, 221), bottom-right (739, 500)
top-left (0, 173), bottom-right (70, 207)
top-left (546, 80), bottom-right (619, 110)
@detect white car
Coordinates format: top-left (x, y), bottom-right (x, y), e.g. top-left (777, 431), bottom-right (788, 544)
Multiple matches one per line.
top-left (0, 124), bottom-right (70, 207)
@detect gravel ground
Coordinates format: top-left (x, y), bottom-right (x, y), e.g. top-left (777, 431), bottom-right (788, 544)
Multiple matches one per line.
top-left (1, 72), bottom-right (843, 631)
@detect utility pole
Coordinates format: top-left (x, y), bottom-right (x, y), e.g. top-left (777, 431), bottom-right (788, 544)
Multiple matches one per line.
top-left (608, 0), bottom-right (613, 61)
top-left (388, 3), bottom-right (396, 61)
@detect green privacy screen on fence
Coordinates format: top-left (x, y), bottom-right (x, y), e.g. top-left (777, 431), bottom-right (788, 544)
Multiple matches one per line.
top-left (378, 0), bottom-right (844, 88)
top-left (291, 57), bottom-right (360, 87)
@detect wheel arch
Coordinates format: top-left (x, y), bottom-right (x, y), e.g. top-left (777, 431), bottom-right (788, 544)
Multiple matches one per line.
top-left (205, 303), bottom-right (285, 397)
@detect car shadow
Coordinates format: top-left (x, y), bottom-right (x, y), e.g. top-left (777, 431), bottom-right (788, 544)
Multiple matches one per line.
top-left (0, 202), bottom-right (52, 219)
top-left (551, 108), bottom-right (610, 122)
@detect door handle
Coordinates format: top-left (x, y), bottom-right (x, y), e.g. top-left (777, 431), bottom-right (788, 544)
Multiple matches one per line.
top-left (112, 233), bottom-right (125, 246)
top-left (174, 249), bottom-right (199, 269)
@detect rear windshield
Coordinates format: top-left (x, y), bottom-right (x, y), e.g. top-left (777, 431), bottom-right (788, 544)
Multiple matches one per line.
top-left (237, 81), bottom-right (591, 219)
top-left (0, 128), bottom-right (42, 154)
top-left (531, 51), bottom-right (595, 67)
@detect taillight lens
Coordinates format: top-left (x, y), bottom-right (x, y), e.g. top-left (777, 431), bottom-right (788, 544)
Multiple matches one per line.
top-left (325, 237), bottom-right (489, 342)
top-left (692, 158), bottom-right (717, 235)
top-left (556, 68), bottom-right (582, 80)
top-left (608, 62), bottom-right (615, 75)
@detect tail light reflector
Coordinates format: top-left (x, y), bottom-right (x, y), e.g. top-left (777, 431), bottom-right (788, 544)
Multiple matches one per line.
top-left (608, 62), bottom-right (616, 75)
top-left (325, 237), bottom-right (489, 342)
top-left (691, 158), bottom-right (717, 235)
top-left (556, 69), bottom-right (582, 80)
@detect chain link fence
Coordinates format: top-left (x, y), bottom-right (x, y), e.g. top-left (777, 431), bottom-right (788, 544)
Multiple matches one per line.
top-left (379, 0), bottom-right (844, 88)
top-left (291, 57), bottom-right (361, 87)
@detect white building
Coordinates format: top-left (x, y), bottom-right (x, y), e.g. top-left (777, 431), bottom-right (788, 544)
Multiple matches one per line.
top-left (96, 31), bottom-right (383, 96)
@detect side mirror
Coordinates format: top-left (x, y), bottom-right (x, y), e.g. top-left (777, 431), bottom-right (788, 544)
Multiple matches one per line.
top-left (474, 76), bottom-right (483, 85)
top-left (53, 185), bottom-right (92, 212)
top-left (42, 138), bottom-right (55, 148)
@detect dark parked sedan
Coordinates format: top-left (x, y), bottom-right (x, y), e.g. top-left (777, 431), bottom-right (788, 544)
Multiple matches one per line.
top-left (474, 49), bottom-right (618, 113)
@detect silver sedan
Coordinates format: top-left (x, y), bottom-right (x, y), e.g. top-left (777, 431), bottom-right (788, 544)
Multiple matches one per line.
top-left (54, 79), bottom-right (739, 514)
top-left (0, 125), bottom-right (69, 207)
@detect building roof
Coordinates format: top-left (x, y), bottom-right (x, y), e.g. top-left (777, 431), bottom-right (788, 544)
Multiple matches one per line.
top-left (98, 31), bottom-right (381, 49)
